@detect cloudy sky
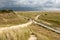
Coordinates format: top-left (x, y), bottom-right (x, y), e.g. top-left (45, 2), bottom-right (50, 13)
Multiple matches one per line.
top-left (0, 0), bottom-right (60, 11)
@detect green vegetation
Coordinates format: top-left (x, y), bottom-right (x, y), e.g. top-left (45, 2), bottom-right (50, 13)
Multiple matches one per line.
top-left (14, 11), bottom-right (60, 40)
top-left (0, 11), bottom-right (60, 40)
top-left (0, 10), bottom-right (14, 13)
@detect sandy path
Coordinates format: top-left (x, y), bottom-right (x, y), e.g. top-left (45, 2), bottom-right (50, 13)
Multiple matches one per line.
top-left (0, 15), bottom-right (39, 40)
top-left (33, 20), bottom-right (60, 33)
top-left (0, 15), bottom-right (39, 31)
top-left (28, 35), bottom-right (37, 40)
top-left (0, 20), bottom-right (33, 31)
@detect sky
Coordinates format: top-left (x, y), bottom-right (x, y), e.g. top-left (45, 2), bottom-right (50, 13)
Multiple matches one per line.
top-left (0, 0), bottom-right (60, 11)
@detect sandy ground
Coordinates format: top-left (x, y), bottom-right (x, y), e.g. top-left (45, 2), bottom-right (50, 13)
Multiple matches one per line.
top-left (0, 20), bottom-right (33, 31)
top-left (28, 35), bottom-right (37, 40)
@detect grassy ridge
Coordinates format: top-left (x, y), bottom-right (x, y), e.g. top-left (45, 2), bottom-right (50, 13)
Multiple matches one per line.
top-left (0, 11), bottom-right (28, 27)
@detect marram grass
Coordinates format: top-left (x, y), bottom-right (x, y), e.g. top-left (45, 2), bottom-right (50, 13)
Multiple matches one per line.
top-left (0, 27), bottom-right (30, 40)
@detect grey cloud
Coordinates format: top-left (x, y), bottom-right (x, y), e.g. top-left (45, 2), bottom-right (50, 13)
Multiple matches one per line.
top-left (0, 0), bottom-right (60, 10)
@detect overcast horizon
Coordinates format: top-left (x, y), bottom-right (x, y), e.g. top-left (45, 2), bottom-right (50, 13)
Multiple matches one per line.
top-left (0, 0), bottom-right (60, 11)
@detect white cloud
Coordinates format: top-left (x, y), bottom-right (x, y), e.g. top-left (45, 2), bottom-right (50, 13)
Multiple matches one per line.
top-left (55, 0), bottom-right (60, 7)
top-left (0, 0), bottom-right (56, 7)
top-left (13, 0), bottom-right (57, 8)
top-left (44, 8), bottom-right (60, 10)
top-left (12, 0), bottom-right (47, 7)
top-left (56, 0), bottom-right (60, 3)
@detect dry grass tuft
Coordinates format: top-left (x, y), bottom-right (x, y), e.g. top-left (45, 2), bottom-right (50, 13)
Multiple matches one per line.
top-left (0, 27), bottom-right (30, 40)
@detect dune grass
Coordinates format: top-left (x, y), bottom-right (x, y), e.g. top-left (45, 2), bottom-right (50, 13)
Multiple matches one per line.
top-left (0, 11), bottom-right (60, 40)
top-left (0, 24), bottom-right (60, 40)
top-left (0, 27), bottom-right (31, 40)
top-left (0, 11), bottom-right (28, 27)
top-left (29, 24), bottom-right (60, 40)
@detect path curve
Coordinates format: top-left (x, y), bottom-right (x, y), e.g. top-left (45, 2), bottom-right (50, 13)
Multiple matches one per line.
top-left (0, 15), bottom-right (40, 31)
top-left (0, 19), bottom-right (33, 31)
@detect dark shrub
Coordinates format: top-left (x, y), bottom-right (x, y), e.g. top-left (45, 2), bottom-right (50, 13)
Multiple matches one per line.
top-left (45, 14), bottom-right (47, 15)
top-left (0, 9), bottom-right (14, 13)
